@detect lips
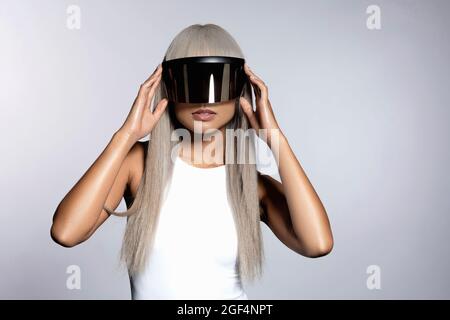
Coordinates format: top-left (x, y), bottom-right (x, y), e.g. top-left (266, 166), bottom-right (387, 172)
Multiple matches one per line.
top-left (192, 108), bottom-right (216, 115)
top-left (192, 108), bottom-right (217, 121)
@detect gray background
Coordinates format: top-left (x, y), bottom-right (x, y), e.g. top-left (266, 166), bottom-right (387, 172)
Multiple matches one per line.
top-left (1, 0), bottom-right (449, 299)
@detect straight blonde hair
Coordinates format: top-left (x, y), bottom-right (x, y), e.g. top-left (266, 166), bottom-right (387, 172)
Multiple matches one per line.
top-left (104, 23), bottom-right (264, 284)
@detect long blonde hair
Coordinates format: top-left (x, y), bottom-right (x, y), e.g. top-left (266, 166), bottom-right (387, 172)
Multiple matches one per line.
top-left (104, 23), bottom-right (264, 284)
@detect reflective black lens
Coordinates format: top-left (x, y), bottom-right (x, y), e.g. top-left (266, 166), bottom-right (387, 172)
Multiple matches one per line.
top-left (162, 56), bottom-right (247, 104)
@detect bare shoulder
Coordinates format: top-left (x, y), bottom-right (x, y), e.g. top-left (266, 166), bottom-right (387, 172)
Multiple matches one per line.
top-left (126, 140), bottom-right (148, 198)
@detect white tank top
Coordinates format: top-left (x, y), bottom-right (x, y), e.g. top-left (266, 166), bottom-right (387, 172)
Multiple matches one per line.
top-left (130, 155), bottom-right (248, 300)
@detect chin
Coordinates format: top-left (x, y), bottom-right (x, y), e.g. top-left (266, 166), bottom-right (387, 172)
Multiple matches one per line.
top-left (190, 122), bottom-right (223, 133)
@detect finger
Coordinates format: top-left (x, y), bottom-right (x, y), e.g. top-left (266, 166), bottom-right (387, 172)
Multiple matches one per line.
top-left (249, 75), bottom-right (268, 100)
top-left (138, 73), bottom-right (162, 101)
top-left (152, 98), bottom-right (169, 120)
top-left (142, 67), bottom-right (162, 89)
top-left (239, 97), bottom-right (260, 130)
top-left (244, 63), bottom-right (260, 80)
top-left (249, 79), bottom-right (261, 99)
top-left (244, 64), bottom-right (268, 99)
top-left (142, 64), bottom-right (163, 88)
top-left (146, 74), bottom-right (162, 101)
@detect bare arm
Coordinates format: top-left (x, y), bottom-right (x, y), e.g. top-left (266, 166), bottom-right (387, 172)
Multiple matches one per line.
top-left (241, 63), bottom-right (333, 257)
top-left (259, 135), bottom-right (333, 258)
top-left (51, 131), bottom-right (135, 247)
top-left (51, 63), bottom-right (168, 247)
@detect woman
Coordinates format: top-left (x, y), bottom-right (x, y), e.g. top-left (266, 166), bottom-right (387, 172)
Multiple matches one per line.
top-left (51, 24), bottom-right (333, 300)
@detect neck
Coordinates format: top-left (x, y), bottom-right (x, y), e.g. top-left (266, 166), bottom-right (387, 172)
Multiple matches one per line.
top-left (179, 126), bottom-right (226, 167)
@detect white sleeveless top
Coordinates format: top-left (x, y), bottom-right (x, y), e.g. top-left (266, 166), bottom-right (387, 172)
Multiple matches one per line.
top-left (130, 156), bottom-right (248, 300)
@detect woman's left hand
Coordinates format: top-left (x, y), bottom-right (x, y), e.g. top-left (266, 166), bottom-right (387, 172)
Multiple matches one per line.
top-left (240, 63), bottom-right (282, 138)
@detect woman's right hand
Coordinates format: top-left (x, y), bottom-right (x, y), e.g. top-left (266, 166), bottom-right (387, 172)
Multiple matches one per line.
top-left (118, 64), bottom-right (168, 142)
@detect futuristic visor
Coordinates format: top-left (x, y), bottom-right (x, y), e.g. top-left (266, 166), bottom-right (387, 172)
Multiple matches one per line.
top-left (161, 56), bottom-right (248, 104)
